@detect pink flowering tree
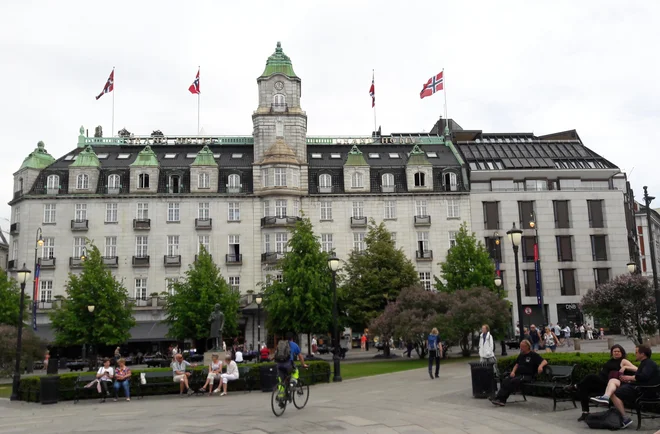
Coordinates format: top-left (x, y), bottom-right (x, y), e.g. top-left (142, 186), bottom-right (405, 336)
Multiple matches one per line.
top-left (581, 274), bottom-right (657, 345)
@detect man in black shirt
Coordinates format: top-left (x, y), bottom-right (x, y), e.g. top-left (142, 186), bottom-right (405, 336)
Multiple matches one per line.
top-left (491, 339), bottom-right (547, 406)
top-left (610, 345), bottom-right (660, 429)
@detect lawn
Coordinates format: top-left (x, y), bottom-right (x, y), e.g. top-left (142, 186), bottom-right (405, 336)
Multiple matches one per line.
top-left (0, 385), bottom-right (11, 398)
top-left (341, 356), bottom-right (471, 381)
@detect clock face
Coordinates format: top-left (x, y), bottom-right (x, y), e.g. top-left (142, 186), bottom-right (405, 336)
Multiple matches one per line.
top-left (274, 81), bottom-right (284, 91)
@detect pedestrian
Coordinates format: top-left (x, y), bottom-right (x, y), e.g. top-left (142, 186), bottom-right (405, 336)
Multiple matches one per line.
top-left (312, 335), bottom-right (318, 355)
top-left (479, 324), bottom-right (499, 379)
top-left (587, 324), bottom-right (593, 340)
top-left (579, 324), bottom-right (586, 340)
top-left (427, 327), bottom-right (442, 379)
top-left (406, 341), bottom-right (413, 358)
top-left (542, 326), bottom-right (559, 353)
top-left (529, 325), bottom-right (541, 352)
top-left (360, 333), bottom-right (367, 351)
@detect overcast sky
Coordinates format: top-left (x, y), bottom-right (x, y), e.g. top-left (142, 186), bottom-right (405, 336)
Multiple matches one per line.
top-left (1, 0), bottom-right (659, 232)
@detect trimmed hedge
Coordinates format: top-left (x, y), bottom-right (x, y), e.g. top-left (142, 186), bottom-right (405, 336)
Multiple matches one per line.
top-left (18, 360), bottom-right (331, 403)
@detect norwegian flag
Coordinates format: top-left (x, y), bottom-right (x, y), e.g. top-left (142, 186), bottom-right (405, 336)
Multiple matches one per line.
top-left (95, 69), bottom-right (114, 100)
top-left (420, 71), bottom-right (444, 99)
top-left (369, 73), bottom-right (375, 108)
top-left (188, 69), bottom-right (200, 94)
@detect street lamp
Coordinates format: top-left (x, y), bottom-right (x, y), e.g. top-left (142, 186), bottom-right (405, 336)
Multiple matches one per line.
top-left (507, 223), bottom-right (524, 343)
top-left (494, 274), bottom-right (502, 288)
top-left (255, 294), bottom-right (263, 345)
top-left (32, 228), bottom-right (44, 328)
top-left (643, 186), bottom-right (660, 325)
top-left (627, 262), bottom-right (637, 274)
top-left (327, 255), bottom-right (341, 382)
top-left (80, 247), bottom-right (87, 262)
top-left (84, 305), bottom-right (95, 370)
top-left (10, 264), bottom-right (32, 401)
top-left (529, 212), bottom-right (546, 327)
top-left (88, 305), bottom-right (95, 313)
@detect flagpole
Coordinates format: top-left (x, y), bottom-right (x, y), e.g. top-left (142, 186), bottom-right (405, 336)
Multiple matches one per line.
top-left (372, 69), bottom-right (377, 136)
top-left (443, 68), bottom-right (448, 134)
top-left (197, 66), bottom-right (201, 134)
top-left (111, 67), bottom-right (115, 137)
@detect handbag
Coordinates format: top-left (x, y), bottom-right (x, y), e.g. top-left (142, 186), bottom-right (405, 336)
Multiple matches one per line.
top-left (140, 373), bottom-right (147, 385)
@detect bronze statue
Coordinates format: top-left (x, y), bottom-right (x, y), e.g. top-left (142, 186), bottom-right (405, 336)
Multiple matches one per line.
top-left (209, 304), bottom-right (225, 350)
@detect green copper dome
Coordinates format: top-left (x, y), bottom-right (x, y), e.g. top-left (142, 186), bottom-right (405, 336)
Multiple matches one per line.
top-left (406, 144), bottom-right (431, 166)
top-left (191, 145), bottom-right (218, 166)
top-left (130, 145), bottom-right (160, 167)
top-left (260, 42), bottom-right (297, 78)
top-left (70, 145), bottom-right (101, 167)
top-left (20, 141), bottom-right (56, 170)
top-left (344, 145), bottom-right (368, 166)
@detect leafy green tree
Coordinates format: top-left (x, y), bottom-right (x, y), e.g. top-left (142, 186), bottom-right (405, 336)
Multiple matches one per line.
top-left (581, 273), bottom-right (657, 345)
top-left (341, 219), bottom-right (419, 337)
top-left (436, 222), bottom-right (497, 293)
top-left (0, 269), bottom-right (30, 326)
top-left (50, 243), bottom-right (135, 352)
top-left (0, 325), bottom-right (46, 377)
top-left (164, 246), bottom-right (240, 349)
top-left (263, 217), bottom-right (333, 354)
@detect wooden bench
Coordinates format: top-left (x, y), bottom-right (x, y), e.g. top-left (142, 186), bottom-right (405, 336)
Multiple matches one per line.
top-left (505, 364), bottom-right (577, 411)
top-left (74, 374), bottom-right (112, 403)
top-left (137, 371), bottom-right (179, 399)
top-left (198, 366), bottom-right (253, 394)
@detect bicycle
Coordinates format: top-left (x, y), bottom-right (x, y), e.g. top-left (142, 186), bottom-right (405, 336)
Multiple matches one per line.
top-left (271, 365), bottom-right (309, 417)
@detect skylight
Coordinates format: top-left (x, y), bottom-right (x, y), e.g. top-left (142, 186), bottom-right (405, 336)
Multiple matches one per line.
top-left (388, 153), bottom-right (400, 159)
top-left (97, 153), bottom-right (109, 159)
top-left (368, 153), bottom-right (380, 158)
top-left (232, 153), bottom-right (243, 159)
top-left (64, 154), bottom-right (75, 161)
top-left (426, 152), bottom-right (438, 158)
top-left (311, 153), bottom-right (322, 159)
top-left (186, 153), bottom-right (197, 158)
top-left (164, 153), bottom-right (177, 159)
top-left (117, 153), bottom-right (131, 159)
top-left (213, 153), bottom-right (221, 159)
top-left (330, 153), bottom-right (341, 159)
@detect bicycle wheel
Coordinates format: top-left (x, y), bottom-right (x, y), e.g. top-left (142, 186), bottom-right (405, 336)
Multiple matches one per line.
top-left (293, 380), bottom-right (309, 409)
top-left (271, 386), bottom-right (287, 417)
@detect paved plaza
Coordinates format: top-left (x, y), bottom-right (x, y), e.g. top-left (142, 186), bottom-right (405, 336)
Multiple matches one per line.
top-left (2, 359), bottom-right (659, 434)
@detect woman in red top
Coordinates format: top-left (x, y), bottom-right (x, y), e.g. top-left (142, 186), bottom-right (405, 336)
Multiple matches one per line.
top-left (260, 345), bottom-right (270, 362)
top-left (114, 358), bottom-right (132, 401)
top-left (361, 334), bottom-right (367, 351)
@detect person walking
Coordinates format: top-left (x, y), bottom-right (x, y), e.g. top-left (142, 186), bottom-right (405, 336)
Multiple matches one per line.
top-left (479, 324), bottom-right (499, 379)
top-left (542, 326), bottom-right (559, 353)
top-left (427, 327), bottom-right (442, 379)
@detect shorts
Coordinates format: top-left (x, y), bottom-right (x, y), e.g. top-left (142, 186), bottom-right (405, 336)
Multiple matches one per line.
top-left (206, 373), bottom-right (220, 380)
top-left (532, 343), bottom-right (540, 351)
top-left (173, 375), bottom-right (185, 383)
top-left (614, 384), bottom-right (640, 406)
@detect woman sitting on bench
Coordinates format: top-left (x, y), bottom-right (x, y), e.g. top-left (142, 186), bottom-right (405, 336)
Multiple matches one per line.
top-left (199, 354), bottom-right (223, 396)
top-left (214, 355), bottom-right (239, 396)
top-left (96, 358), bottom-right (115, 402)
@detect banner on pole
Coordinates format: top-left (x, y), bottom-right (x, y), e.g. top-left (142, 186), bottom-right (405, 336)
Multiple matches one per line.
top-left (534, 244), bottom-right (542, 306)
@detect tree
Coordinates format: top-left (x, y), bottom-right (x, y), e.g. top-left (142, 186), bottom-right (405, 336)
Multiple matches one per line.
top-left (370, 286), bottom-right (447, 359)
top-left (341, 220), bottom-right (419, 346)
top-left (0, 325), bottom-right (46, 377)
top-left (436, 222), bottom-right (498, 293)
top-left (437, 287), bottom-right (511, 356)
top-left (0, 269), bottom-right (29, 326)
top-left (164, 246), bottom-right (240, 349)
top-left (263, 217), bottom-right (333, 354)
top-left (581, 273), bottom-right (657, 345)
top-left (50, 243), bottom-right (135, 355)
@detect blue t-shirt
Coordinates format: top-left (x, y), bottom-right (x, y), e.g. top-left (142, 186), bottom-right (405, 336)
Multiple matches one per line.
top-left (289, 341), bottom-right (301, 361)
top-left (427, 334), bottom-right (440, 350)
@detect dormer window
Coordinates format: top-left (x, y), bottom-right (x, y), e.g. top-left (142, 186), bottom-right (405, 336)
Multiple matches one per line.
top-left (138, 173), bottom-right (150, 189)
top-left (199, 172), bottom-right (210, 189)
top-left (444, 172), bottom-right (458, 191)
top-left (228, 174), bottom-right (241, 189)
top-left (47, 174), bottom-right (59, 190)
top-left (414, 172), bottom-right (426, 187)
top-left (351, 172), bottom-right (364, 188)
top-left (76, 173), bottom-right (89, 190)
top-left (169, 175), bottom-right (181, 193)
top-left (382, 173), bottom-right (394, 187)
top-left (108, 174), bottom-right (121, 189)
top-left (319, 174), bottom-right (332, 188)
top-left (19, 177), bottom-right (24, 192)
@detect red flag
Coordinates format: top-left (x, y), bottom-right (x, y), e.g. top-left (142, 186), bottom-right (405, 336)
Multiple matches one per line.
top-left (369, 74), bottom-right (375, 108)
top-left (420, 71), bottom-right (444, 99)
top-left (188, 69), bottom-right (200, 94)
top-left (95, 69), bottom-right (114, 100)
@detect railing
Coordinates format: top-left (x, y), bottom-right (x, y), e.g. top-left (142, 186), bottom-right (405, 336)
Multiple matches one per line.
top-left (70, 220), bottom-right (89, 230)
top-left (7, 259), bottom-right (15, 269)
top-left (10, 223), bottom-right (19, 234)
top-left (261, 252), bottom-right (284, 264)
top-left (261, 216), bottom-right (301, 228)
top-left (382, 185), bottom-right (395, 193)
top-left (46, 187), bottom-right (60, 195)
top-left (164, 255), bottom-right (181, 267)
top-left (82, 135), bottom-right (254, 146)
top-left (416, 250), bottom-right (433, 261)
top-left (133, 219), bottom-right (151, 230)
top-left (226, 254), bottom-right (243, 265)
top-left (414, 215), bottom-right (432, 226)
top-left (102, 256), bottom-right (118, 267)
top-left (271, 103), bottom-right (288, 113)
top-left (226, 185), bottom-right (243, 194)
top-left (132, 256), bottom-right (150, 267)
top-left (106, 186), bottom-right (123, 195)
top-left (69, 257), bottom-right (85, 268)
top-left (40, 257), bottom-right (56, 268)
top-left (318, 186), bottom-right (333, 193)
top-left (350, 216), bottom-right (368, 227)
top-left (195, 218), bottom-right (212, 229)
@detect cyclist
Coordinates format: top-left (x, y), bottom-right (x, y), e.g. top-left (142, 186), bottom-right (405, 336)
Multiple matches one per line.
top-left (275, 333), bottom-right (308, 398)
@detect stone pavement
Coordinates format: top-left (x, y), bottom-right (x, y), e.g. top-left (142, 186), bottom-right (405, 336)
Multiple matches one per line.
top-left (1, 361), bottom-right (658, 434)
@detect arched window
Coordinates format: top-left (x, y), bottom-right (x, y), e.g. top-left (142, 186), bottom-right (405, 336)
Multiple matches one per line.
top-left (228, 174), bottom-right (241, 188)
top-left (47, 174), bottom-right (59, 189)
top-left (76, 173), bottom-right (89, 189)
top-left (319, 173), bottom-right (332, 188)
top-left (382, 173), bottom-right (394, 187)
top-left (138, 173), bottom-right (150, 189)
top-left (414, 172), bottom-right (426, 187)
top-left (108, 174), bottom-right (121, 188)
top-left (169, 175), bottom-right (181, 193)
top-left (273, 94), bottom-right (286, 106)
top-left (351, 172), bottom-right (364, 188)
top-left (198, 172), bottom-right (210, 189)
top-left (444, 172), bottom-right (457, 191)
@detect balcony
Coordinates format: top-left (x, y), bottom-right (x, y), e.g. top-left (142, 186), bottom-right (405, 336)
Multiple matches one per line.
top-left (226, 254), bottom-right (243, 265)
top-left (318, 186), bottom-right (333, 194)
top-left (46, 187), bottom-right (59, 195)
top-left (69, 257), bottom-right (85, 268)
top-left (416, 250), bottom-right (433, 261)
top-left (194, 254), bottom-right (213, 262)
top-left (350, 216), bottom-right (368, 228)
top-left (133, 219), bottom-right (151, 230)
top-left (40, 257), bottom-right (56, 269)
top-left (261, 216), bottom-right (301, 228)
top-left (382, 185), bottom-right (395, 193)
top-left (261, 252), bottom-right (284, 264)
top-left (70, 219), bottom-right (89, 231)
top-left (132, 256), bottom-right (150, 267)
top-left (164, 255), bottom-right (182, 267)
top-left (414, 215), bottom-right (431, 226)
top-left (7, 259), bottom-right (15, 269)
top-left (270, 103), bottom-right (288, 113)
top-left (36, 301), bottom-right (57, 310)
top-left (106, 186), bottom-right (122, 195)
top-left (10, 223), bottom-right (19, 235)
top-left (102, 256), bottom-right (118, 267)
top-left (195, 218), bottom-right (212, 230)
top-left (226, 184), bottom-right (243, 194)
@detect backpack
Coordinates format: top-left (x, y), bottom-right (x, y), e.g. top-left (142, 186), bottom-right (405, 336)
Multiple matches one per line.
top-left (585, 409), bottom-right (623, 430)
top-left (274, 340), bottom-right (291, 362)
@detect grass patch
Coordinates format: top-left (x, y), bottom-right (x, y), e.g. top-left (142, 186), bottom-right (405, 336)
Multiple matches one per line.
top-left (341, 357), bottom-right (471, 380)
top-left (0, 385), bottom-right (11, 398)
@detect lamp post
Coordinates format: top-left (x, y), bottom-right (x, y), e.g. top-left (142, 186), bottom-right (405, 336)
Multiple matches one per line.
top-left (80, 247), bottom-right (87, 262)
top-left (507, 223), bottom-right (524, 343)
top-left (32, 228), bottom-right (44, 329)
top-left (10, 264), bottom-right (32, 401)
top-left (627, 262), bottom-right (637, 274)
top-left (255, 294), bottom-right (263, 346)
top-left (327, 255), bottom-right (341, 382)
top-left (643, 186), bottom-right (660, 324)
top-left (85, 305), bottom-right (95, 370)
top-left (529, 212), bottom-right (546, 327)
top-left (494, 274), bottom-right (507, 356)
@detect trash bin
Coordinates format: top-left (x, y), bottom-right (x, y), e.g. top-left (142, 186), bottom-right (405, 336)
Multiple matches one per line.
top-left (58, 357), bottom-right (68, 369)
top-left (469, 361), bottom-right (497, 399)
top-left (40, 375), bottom-right (60, 405)
top-left (47, 359), bottom-right (59, 375)
top-left (259, 365), bottom-right (277, 392)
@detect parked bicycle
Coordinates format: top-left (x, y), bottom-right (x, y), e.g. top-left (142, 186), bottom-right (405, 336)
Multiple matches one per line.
top-left (271, 364), bottom-right (309, 417)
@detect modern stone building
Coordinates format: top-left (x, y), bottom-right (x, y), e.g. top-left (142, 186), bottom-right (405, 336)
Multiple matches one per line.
top-left (6, 42), bottom-right (634, 345)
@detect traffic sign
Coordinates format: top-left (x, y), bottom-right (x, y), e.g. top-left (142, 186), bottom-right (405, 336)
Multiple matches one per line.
top-left (524, 307), bottom-right (533, 316)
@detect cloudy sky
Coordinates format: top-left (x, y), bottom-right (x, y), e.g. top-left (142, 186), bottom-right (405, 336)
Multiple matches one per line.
top-left (1, 0), bottom-right (659, 232)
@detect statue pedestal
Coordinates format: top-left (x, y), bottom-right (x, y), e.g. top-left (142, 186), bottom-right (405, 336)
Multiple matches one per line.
top-left (203, 351), bottom-right (226, 366)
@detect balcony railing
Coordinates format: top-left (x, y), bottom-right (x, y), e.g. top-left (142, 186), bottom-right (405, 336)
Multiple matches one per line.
top-left (70, 219), bottom-right (89, 231)
top-left (226, 184), bottom-right (243, 194)
top-left (46, 187), bottom-right (60, 195)
top-left (69, 257), bottom-right (85, 268)
top-left (40, 257), bottom-right (56, 269)
top-left (195, 218), bottom-right (212, 230)
top-left (318, 186), bottom-right (333, 193)
top-left (226, 254), bottom-right (243, 265)
top-left (133, 219), bottom-right (151, 230)
top-left (271, 103), bottom-right (288, 113)
top-left (164, 255), bottom-right (182, 267)
top-left (261, 216), bottom-right (301, 228)
top-left (414, 215), bottom-right (431, 226)
top-left (106, 186), bottom-right (123, 195)
top-left (103, 256), bottom-right (118, 267)
top-left (7, 259), bottom-right (16, 269)
top-left (10, 223), bottom-right (19, 235)
top-left (350, 216), bottom-right (368, 228)
top-left (132, 256), bottom-right (150, 267)
top-left (382, 185), bottom-right (395, 193)
top-left (261, 252), bottom-right (284, 264)
top-left (416, 250), bottom-right (433, 261)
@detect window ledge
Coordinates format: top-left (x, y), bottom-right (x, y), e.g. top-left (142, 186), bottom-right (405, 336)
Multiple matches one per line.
top-left (104, 221), bottom-right (118, 225)
top-left (227, 220), bottom-right (241, 223)
top-left (446, 217), bottom-right (461, 220)
top-left (383, 218), bottom-right (397, 221)
top-left (42, 222), bottom-right (57, 225)
top-left (166, 221), bottom-right (181, 224)
top-left (320, 219), bottom-right (334, 222)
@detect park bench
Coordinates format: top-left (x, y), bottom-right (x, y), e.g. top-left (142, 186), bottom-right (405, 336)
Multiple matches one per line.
top-left (628, 383), bottom-right (660, 430)
top-left (506, 364), bottom-right (577, 411)
top-left (137, 371), bottom-right (178, 399)
top-left (74, 374), bottom-right (112, 403)
top-left (198, 366), bottom-right (253, 394)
